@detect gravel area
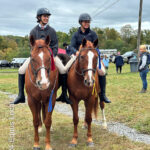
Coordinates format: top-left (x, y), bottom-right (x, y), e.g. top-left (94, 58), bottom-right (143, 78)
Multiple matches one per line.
top-left (2, 91), bottom-right (150, 145)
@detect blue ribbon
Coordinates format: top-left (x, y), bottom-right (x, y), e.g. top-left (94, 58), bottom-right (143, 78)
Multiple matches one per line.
top-left (96, 48), bottom-right (101, 69)
top-left (48, 89), bottom-right (54, 112)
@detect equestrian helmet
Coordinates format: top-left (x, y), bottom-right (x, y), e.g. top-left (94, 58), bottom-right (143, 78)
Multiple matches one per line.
top-left (79, 13), bottom-right (91, 24)
top-left (37, 8), bottom-right (51, 17)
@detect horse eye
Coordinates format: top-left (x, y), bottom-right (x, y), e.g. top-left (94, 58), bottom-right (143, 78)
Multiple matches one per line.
top-left (32, 58), bottom-right (35, 62)
top-left (31, 58), bottom-right (37, 64)
top-left (80, 55), bottom-right (84, 59)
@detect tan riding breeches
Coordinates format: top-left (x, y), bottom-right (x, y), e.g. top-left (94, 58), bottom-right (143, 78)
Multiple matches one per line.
top-left (19, 57), bottom-right (30, 74)
top-left (54, 55), bottom-right (76, 74)
top-left (18, 55), bottom-right (77, 75)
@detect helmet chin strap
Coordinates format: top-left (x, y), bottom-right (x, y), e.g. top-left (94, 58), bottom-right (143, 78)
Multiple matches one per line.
top-left (39, 16), bottom-right (47, 26)
top-left (81, 25), bottom-right (90, 33)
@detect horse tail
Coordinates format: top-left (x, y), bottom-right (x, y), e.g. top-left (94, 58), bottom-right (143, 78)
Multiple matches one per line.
top-left (93, 96), bottom-right (98, 119)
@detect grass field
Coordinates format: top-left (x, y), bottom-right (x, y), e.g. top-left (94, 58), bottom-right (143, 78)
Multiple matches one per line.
top-left (0, 64), bottom-right (150, 150)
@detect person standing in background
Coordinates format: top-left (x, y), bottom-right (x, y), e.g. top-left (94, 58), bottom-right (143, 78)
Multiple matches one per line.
top-left (138, 45), bottom-right (149, 93)
top-left (103, 55), bottom-right (109, 74)
top-left (114, 52), bottom-right (124, 73)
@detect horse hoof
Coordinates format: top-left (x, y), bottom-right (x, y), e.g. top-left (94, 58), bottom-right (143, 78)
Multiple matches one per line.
top-left (33, 147), bottom-right (40, 150)
top-left (69, 143), bottom-right (77, 147)
top-left (87, 142), bottom-right (94, 147)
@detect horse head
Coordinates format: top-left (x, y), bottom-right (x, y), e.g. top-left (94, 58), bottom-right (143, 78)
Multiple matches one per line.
top-left (78, 38), bottom-right (98, 87)
top-left (29, 35), bottom-right (51, 90)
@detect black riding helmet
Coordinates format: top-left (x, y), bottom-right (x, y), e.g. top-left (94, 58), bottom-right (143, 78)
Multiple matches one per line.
top-left (36, 8), bottom-right (51, 22)
top-left (79, 13), bottom-right (91, 24)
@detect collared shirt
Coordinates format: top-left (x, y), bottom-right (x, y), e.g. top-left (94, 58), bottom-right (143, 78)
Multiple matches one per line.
top-left (38, 23), bottom-right (48, 29)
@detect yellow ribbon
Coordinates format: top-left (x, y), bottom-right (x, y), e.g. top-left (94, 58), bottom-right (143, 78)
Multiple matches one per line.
top-left (92, 82), bottom-right (97, 98)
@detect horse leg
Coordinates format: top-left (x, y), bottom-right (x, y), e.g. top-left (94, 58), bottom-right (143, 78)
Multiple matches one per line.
top-left (100, 101), bottom-right (107, 129)
top-left (69, 97), bottom-right (79, 147)
top-left (85, 98), bottom-right (95, 147)
top-left (28, 97), bottom-right (40, 149)
top-left (38, 102), bottom-right (42, 133)
top-left (44, 102), bottom-right (52, 150)
top-left (44, 93), bottom-right (56, 150)
top-left (82, 102), bottom-right (88, 129)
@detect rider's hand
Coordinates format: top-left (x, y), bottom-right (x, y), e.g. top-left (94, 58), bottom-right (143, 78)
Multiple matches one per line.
top-left (76, 51), bottom-right (79, 56)
top-left (97, 68), bottom-right (105, 76)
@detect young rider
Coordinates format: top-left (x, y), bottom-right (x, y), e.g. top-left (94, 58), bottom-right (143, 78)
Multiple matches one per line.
top-left (70, 13), bottom-right (111, 103)
top-left (11, 8), bottom-right (72, 105)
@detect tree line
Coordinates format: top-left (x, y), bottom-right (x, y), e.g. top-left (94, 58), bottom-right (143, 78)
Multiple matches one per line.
top-left (0, 24), bottom-right (150, 61)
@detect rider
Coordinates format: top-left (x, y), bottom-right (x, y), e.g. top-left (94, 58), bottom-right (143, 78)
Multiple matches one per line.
top-left (70, 13), bottom-right (111, 103)
top-left (11, 8), bottom-right (72, 105)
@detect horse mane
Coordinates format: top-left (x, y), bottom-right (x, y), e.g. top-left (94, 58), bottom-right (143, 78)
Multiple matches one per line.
top-left (31, 39), bottom-right (49, 55)
top-left (79, 40), bottom-right (93, 51)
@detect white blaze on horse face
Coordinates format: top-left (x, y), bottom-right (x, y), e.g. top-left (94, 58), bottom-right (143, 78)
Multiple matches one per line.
top-left (87, 51), bottom-right (94, 82)
top-left (38, 52), bottom-right (49, 86)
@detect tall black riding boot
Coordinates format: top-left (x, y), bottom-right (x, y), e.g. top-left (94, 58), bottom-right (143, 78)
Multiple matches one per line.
top-left (11, 74), bottom-right (25, 104)
top-left (56, 74), bottom-right (72, 104)
top-left (98, 75), bottom-right (111, 103)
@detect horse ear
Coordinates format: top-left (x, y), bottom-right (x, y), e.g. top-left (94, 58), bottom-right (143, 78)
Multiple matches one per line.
top-left (30, 35), bottom-right (35, 46)
top-left (93, 39), bottom-right (98, 48)
top-left (82, 38), bottom-right (87, 47)
top-left (45, 35), bottom-right (50, 45)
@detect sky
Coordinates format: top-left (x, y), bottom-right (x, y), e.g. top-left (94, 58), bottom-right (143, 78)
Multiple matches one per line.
top-left (0, 0), bottom-right (150, 36)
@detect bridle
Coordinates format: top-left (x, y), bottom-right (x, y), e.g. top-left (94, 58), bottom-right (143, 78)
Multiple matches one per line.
top-left (30, 57), bottom-right (51, 78)
top-left (28, 45), bottom-right (51, 87)
top-left (74, 47), bottom-right (98, 77)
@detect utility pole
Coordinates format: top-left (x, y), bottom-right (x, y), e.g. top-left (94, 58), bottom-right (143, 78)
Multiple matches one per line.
top-left (137, 0), bottom-right (143, 56)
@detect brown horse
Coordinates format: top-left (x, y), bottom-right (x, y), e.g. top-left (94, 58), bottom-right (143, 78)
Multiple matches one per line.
top-left (67, 38), bottom-right (102, 147)
top-left (25, 35), bottom-right (58, 150)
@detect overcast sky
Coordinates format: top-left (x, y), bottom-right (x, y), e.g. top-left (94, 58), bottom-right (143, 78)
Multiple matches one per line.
top-left (0, 0), bottom-right (149, 36)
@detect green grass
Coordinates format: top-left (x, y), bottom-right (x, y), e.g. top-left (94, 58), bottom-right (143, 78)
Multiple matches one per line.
top-left (106, 63), bottom-right (150, 134)
top-left (1, 64), bottom-right (150, 149)
top-left (1, 92), bottom-right (150, 150)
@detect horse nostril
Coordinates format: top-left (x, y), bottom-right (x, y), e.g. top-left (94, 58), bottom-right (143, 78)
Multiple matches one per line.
top-left (92, 80), bottom-right (95, 84)
top-left (37, 81), bottom-right (41, 86)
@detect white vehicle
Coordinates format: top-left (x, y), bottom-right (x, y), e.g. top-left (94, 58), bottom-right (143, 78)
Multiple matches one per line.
top-left (99, 49), bottom-right (117, 58)
top-left (11, 58), bottom-right (27, 68)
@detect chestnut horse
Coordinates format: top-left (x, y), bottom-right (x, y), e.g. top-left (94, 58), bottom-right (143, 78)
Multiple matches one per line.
top-left (25, 36), bottom-right (58, 150)
top-left (68, 38), bottom-right (104, 147)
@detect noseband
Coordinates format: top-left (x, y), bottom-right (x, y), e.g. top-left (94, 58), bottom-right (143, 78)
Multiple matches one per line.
top-left (75, 48), bottom-right (97, 77)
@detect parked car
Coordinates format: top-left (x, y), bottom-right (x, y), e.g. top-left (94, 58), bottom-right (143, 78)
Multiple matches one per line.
top-left (121, 51), bottom-right (136, 63)
top-left (11, 58), bottom-right (27, 68)
top-left (0, 60), bottom-right (11, 67)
